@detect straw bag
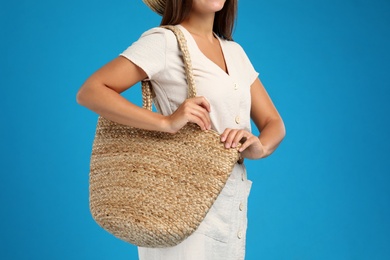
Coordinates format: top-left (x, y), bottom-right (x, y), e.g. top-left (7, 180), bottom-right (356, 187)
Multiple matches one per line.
top-left (89, 25), bottom-right (241, 248)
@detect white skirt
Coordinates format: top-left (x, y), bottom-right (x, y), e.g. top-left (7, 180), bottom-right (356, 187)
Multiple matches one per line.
top-left (138, 163), bottom-right (252, 260)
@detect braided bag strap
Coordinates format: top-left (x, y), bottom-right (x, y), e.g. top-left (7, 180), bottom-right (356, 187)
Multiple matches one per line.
top-left (141, 25), bottom-right (196, 111)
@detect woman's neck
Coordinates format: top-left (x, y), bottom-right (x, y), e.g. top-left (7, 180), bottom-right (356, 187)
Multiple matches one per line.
top-left (181, 13), bottom-right (215, 42)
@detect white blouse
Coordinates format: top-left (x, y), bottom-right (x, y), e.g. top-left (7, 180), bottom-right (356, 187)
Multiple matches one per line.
top-left (120, 24), bottom-right (258, 260)
top-left (120, 24), bottom-right (258, 134)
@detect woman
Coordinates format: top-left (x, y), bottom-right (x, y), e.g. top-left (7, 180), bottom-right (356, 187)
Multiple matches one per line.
top-left (77, 0), bottom-right (285, 259)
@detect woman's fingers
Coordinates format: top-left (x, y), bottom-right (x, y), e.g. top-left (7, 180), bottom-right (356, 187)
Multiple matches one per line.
top-left (221, 128), bottom-right (266, 159)
top-left (193, 97), bottom-right (211, 129)
top-left (193, 96), bottom-right (211, 112)
top-left (183, 98), bottom-right (211, 130)
top-left (188, 103), bottom-right (211, 129)
top-left (221, 129), bottom-right (246, 148)
top-left (238, 136), bottom-right (256, 152)
top-left (221, 128), bottom-right (235, 148)
top-left (221, 129), bottom-right (258, 150)
top-left (168, 96), bottom-right (211, 132)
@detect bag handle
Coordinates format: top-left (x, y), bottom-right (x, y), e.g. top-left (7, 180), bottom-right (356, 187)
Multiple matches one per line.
top-left (141, 25), bottom-right (197, 111)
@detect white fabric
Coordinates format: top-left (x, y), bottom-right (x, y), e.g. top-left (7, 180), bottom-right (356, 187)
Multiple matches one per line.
top-left (120, 25), bottom-right (258, 260)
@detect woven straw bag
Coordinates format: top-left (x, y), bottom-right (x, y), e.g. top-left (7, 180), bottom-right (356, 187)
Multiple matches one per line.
top-left (89, 25), bottom-right (241, 248)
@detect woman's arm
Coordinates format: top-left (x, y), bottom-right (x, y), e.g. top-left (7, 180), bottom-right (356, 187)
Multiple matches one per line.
top-left (250, 78), bottom-right (286, 157)
top-left (221, 78), bottom-right (285, 159)
top-left (76, 56), bottom-right (211, 133)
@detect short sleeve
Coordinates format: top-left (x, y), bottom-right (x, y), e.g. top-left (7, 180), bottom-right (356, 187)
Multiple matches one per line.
top-left (239, 46), bottom-right (259, 85)
top-left (230, 42), bottom-right (259, 86)
top-left (120, 28), bottom-right (167, 80)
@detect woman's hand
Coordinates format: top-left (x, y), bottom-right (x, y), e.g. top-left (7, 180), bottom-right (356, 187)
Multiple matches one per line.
top-left (220, 128), bottom-right (267, 160)
top-left (164, 96), bottom-right (212, 133)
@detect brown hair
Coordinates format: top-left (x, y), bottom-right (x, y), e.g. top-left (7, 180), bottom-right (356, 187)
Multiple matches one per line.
top-left (160, 0), bottom-right (237, 41)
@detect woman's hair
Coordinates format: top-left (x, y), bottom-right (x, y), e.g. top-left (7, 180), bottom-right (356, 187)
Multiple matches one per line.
top-left (160, 0), bottom-right (237, 41)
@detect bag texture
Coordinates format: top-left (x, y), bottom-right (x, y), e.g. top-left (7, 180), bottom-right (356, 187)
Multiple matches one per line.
top-left (89, 25), bottom-right (241, 248)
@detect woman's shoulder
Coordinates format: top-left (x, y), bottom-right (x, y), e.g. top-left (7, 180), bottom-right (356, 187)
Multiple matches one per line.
top-left (137, 27), bottom-right (178, 51)
top-left (140, 26), bottom-right (170, 36)
top-left (222, 39), bottom-right (247, 55)
top-left (221, 39), bottom-right (257, 73)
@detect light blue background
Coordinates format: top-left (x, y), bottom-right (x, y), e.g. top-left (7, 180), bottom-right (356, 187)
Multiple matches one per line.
top-left (1, 0), bottom-right (389, 259)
